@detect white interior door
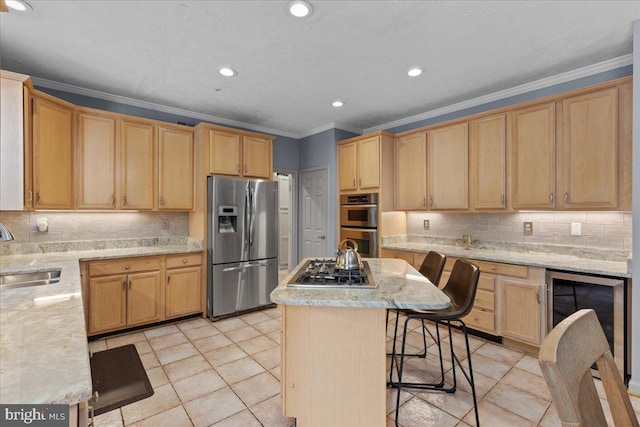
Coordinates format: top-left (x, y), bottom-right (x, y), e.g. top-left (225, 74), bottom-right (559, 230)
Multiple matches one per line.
top-left (277, 174), bottom-right (290, 269)
top-left (299, 167), bottom-right (328, 259)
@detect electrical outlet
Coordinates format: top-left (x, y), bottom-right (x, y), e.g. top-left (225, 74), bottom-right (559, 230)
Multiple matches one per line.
top-left (523, 222), bottom-right (533, 235)
top-left (423, 220), bottom-right (430, 230)
top-left (161, 220), bottom-right (170, 229)
top-left (571, 222), bottom-right (581, 236)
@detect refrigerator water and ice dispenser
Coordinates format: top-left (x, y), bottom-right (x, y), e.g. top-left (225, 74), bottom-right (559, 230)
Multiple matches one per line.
top-left (218, 206), bottom-right (238, 233)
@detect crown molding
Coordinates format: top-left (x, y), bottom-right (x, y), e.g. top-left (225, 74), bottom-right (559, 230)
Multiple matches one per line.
top-left (299, 122), bottom-right (363, 139)
top-left (363, 54), bottom-right (633, 133)
top-left (30, 77), bottom-right (300, 139)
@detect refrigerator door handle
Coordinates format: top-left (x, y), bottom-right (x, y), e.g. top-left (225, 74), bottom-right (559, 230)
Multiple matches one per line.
top-left (249, 187), bottom-right (255, 250)
top-left (244, 183), bottom-right (250, 260)
top-left (223, 265), bottom-right (249, 273)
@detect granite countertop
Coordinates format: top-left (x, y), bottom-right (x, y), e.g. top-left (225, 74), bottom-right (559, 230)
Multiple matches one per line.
top-left (0, 241), bottom-right (203, 405)
top-left (381, 241), bottom-right (631, 278)
top-left (270, 258), bottom-right (451, 310)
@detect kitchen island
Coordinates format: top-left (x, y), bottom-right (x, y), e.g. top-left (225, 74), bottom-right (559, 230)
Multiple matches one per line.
top-left (270, 257), bottom-right (450, 427)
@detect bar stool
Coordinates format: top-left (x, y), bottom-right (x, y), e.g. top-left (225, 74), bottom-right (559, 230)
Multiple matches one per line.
top-left (386, 251), bottom-right (446, 358)
top-left (390, 259), bottom-right (481, 427)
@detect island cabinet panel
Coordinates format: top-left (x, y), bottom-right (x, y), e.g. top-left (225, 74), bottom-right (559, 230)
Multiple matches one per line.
top-left (380, 248), bottom-right (415, 266)
top-left (560, 87), bottom-right (618, 209)
top-left (158, 126), bottom-right (194, 210)
top-left (427, 122), bottom-right (469, 210)
top-left (32, 94), bottom-right (74, 209)
top-left (282, 305), bottom-right (386, 427)
top-left (395, 131), bottom-right (427, 209)
top-left (470, 113), bottom-right (507, 210)
top-left (511, 102), bottom-right (556, 209)
top-left (120, 120), bottom-right (155, 209)
top-left (76, 112), bottom-right (117, 209)
top-left (337, 141), bottom-right (357, 191)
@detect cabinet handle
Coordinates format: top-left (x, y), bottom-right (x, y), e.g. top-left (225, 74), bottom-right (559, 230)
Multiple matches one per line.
top-left (35, 192), bottom-right (40, 205)
top-left (122, 280), bottom-right (126, 290)
top-left (110, 194), bottom-right (115, 206)
top-left (127, 276), bottom-right (131, 290)
top-left (244, 165), bottom-right (247, 173)
top-left (429, 198), bottom-right (433, 207)
top-left (422, 197), bottom-right (426, 207)
top-left (28, 190), bottom-right (33, 202)
top-left (564, 192), bottom-right (569, 203)
top-left (536, 288), bottom-right (540, 304)
top-left (359, 177), bottom-right (361, 186)
top-left (122, 195), bottom-right (126, 206)
top-left (237, 164), bottom-right (240, 173)
top-left (491, 266), bottom-right (496, 271)
top-left (167, 275), bottom-right (171, 284)
top-left (353, 179), bottom-right (355, 187)
top-left (183, 259), bottom-right (188, 263)
top-left (549, 192), bottom-right (554, 205)
top-left (159, 196), bottom-right (164, 206)
top-left (500, 194), bottom-right (505, 206)
top-left (124, 265), bottom-right (130, 270)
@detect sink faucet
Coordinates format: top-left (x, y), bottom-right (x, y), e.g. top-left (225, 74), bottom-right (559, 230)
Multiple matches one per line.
top-left (458, 234), bottom-right (472, 249)
top-left (0, 223), bottom-right (15, 241)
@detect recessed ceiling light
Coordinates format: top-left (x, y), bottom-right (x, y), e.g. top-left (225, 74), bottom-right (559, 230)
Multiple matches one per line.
top-left (6, 0), bottom-right (33, 12)
top-left (332, 100), bottom-right (344, 107)
top-left (408, 67), bottom-right (423, 77)
top-left (219, 67), bottom-right (237, 77)
top-left (288, 0), bottom-right (313, 18)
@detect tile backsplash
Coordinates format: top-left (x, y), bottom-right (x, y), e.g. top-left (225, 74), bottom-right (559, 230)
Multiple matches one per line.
top-left (0, 211), bottom-right (189, 244)
top-left (406, 211), bottom-right (632, 251)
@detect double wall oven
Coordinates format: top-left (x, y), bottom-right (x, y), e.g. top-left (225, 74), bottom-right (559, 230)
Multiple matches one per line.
top-left (339, 193), bottom-right (378, 258)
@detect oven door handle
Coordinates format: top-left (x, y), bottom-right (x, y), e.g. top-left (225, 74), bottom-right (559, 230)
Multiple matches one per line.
top-left (341, 204), bottom-right (378, 208)
top-left (341, 227), bottom-right (377, 232)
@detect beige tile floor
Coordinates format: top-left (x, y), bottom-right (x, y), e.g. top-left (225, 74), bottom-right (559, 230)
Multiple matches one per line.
top-left (89, 309), bottom-right (640, 427)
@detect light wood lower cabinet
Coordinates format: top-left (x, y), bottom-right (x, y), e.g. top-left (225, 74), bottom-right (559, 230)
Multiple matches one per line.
top-left (500, 277), bottom-right (545, 345)
top-left (84, 252), bottom-right (203, 336)
top-left (165, 253), bottom-right (203, 318)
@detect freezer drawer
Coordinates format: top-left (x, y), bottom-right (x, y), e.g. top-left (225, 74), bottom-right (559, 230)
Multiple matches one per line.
top-left (209, 258), bottom-right (278, 318)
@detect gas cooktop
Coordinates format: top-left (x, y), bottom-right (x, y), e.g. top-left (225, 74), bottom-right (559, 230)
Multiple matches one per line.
top-left (286, 259), bottom-right (377, 289)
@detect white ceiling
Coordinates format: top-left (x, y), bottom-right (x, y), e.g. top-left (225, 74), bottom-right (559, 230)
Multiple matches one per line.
top-left (1, 1), bottom-right (638, 138)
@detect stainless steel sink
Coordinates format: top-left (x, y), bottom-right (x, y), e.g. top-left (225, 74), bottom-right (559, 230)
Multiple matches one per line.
top-left (0, 269), bottom-right (62, 290)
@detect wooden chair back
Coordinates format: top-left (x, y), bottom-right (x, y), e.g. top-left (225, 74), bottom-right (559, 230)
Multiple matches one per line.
top-left (538, 309), bottom-right (638, 427)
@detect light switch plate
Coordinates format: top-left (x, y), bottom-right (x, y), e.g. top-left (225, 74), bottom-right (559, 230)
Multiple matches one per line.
top-left (571, 222), bottom-right (581, 236)
top-left (423, 220), bottom-right (430, 230)
top-left (523, 222), bottom-right (533, 235)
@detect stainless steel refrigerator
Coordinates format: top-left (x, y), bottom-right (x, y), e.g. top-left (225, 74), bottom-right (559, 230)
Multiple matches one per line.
top-left (207, 176), bottom-right (278, 319)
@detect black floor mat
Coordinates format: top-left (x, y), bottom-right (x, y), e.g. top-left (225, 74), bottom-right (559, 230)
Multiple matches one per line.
top-left (90, 344), bottom-right (154, 416)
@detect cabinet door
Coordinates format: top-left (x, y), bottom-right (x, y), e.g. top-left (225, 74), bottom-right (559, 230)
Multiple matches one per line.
top-left (561, 88), bottom-right (618, 209)
top-left (357, 136), bottom-right (380, 190)
top-left (121, 120), bottom-right (155, 209)
top-left (427, 122), bottom-right (469, 209)
top-left (512, 102), bottom-right (555, 209)
top-left (166, 266), bottom-right (202, 318)
top-left (470, 114), bottom-right (506, 209)
top-left (338, 142), bottom-right (357, 191)
top-left (158, 127), bottom-right (194, 210)
top-left (209, 130), bottom-right (241, 176)
top-left (500, 279), bottom-right (542, 345)
top-left (76, 112), bottom-right (117, 209)
top-left (244, 135), bottom-right (272, 178)
top-left (32, 95), bottom-right (74, 209)
top-left (395, 132), bottom-right (427, 209)
top-left (127, 271), bottom-right (163, 327)
top-left (89, 275), bottom-right (127, 335)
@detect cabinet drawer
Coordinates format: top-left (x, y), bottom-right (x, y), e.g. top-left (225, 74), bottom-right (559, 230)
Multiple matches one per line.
top-left (472, 260), bottom-right (528, 278)
top-left (166, 253), bottom-right (203, 269)
top-left (89, 257), bottom-right (161, 276)
top-left (473, 289), bottom-right (494, 311)
top-left (477, 273), bottom-right (495, 291)
top-left (463, 308), bottom-right (495, 333)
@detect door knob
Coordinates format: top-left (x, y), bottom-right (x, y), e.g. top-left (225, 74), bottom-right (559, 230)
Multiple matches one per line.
top-left (318, 235), bottom-right (326, 240)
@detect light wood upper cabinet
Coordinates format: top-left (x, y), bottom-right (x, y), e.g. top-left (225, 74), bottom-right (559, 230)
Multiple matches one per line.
top-left (244, 135), bottom-right (272, 179)
top-left (158, 126), bottom-right (194, 210)
top-left (511, 102), bottom-right (556, 209)
top-left (120, 120), bottom-right (155, 210)
top-left (395, 132), bottom-right (427, 209)
top-left (76, 112), bottom-right (117, 209)
top-left (209, 130), bottom-right (241, 176)
top-left (560, 87), bottom-right (618, 209)
top-left (470, 114), bottom-right (507, 210)
top-left (358, 136), bottom-right (380, 190)
top-left (338, 142), bottom-right (357, 191)
top-left (427, 122), bottom-right (468, 210)
top-left (32, 94), bottom-right (74, 209)
top-left (205, 126), bottom-right (273, 179)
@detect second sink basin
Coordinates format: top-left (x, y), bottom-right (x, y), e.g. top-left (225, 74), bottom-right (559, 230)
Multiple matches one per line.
top-left (0, 269), bottom-right (62, 290)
